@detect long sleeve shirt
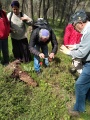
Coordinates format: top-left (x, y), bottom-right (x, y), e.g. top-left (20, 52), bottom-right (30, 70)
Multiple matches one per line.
top-left (29, 28), bottom-right (58, 56)
top-left (0, 10), bottom-right (10, 39)
top-left (7, 12), bottom-right (32, 40)
top-left (69, 21), bottom-right (90, 63)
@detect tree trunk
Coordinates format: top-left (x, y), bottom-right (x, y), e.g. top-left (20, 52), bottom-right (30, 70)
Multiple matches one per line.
top-left (30, 0), bottom-right (34, 20)
top-left (59, 0), bottom-right (67, 26)
top-left (52, 0), bottom-right (55, 24)
top-left (38, 0), bottom-right (42, 18)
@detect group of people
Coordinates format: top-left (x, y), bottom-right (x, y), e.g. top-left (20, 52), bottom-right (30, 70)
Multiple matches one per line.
top-left (0, 0), bottom-right (58, 74)
top-left (0, 0), bottom-right (32, 65)
top-left (0, 0), bottom-right (90, 117)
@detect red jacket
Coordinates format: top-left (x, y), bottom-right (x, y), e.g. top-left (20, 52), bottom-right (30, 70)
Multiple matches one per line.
top-left (63, 24), bottom-right (82, 45)
top-left (0, 10), bottom-right (10, 39)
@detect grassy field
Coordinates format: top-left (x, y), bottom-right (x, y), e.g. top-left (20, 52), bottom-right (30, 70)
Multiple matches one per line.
top-left (0, 26), bottom-right (90, 120)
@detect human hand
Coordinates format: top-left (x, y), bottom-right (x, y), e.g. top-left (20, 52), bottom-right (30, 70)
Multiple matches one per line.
top-left (65, 45), bottom-right (75, 50)
top-left (60, 45), bottom-right (70, 54)
top-left (20, 17), bottom-right (29, 21)
top-left (39, 53), bottom-right (45, 58)
top-left (49, 53), bottom-right (54, 59)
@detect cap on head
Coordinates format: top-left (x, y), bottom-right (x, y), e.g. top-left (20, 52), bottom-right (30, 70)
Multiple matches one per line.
top-left (70, 10), bottom-right (87, 24)
top-left (39, 29), bottom-right (50, 39)
top-left (11, 1), bottom-right (20, 8)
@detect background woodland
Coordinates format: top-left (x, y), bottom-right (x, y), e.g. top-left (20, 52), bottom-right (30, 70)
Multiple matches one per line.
top-left (2, 0), bottom-right (90, 28)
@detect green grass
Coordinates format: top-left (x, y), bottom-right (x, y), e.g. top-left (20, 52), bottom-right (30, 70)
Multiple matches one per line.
top-left (0, 28), bottom-right (90, 120)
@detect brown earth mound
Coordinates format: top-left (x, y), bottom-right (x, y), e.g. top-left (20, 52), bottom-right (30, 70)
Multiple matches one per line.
top-left (5, 60), bottom-right (38, 87)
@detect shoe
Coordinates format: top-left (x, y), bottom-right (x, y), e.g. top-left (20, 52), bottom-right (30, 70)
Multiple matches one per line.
top-left (44, 64), bottom-right (50, 68)
top-left (36, 70), bottom-right (41, 75)
top-left (3, 62), bottom-right (9, 66)
top-left (69, 66), bottom-right (76, 74)
top-left (68, 109), bottom-right (80, 117)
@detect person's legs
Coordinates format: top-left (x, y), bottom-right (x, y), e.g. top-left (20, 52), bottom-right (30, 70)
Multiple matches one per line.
top-left (73, 63), bottom-right (90, 112)
top-left (20, 38), bottom-right (31, 62)
top-left (86, 88), bottom-right (90, 101)
top-left (11, 38), bottom-right (21, 60)
top-left (41, 45), bottom-right (49, 66)
top-left (2, 38), bottom-right (9, 64)
top-left (34, 45), bottom-right (40, 72)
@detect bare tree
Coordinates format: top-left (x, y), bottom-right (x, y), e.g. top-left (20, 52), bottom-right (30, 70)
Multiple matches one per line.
top-left (38, 0), bottom-right (42, 18)
top-left (21, 0), bottom-right (25, 12)
top-left (2, 0), bottom-right (90, 26)
top-left (30, 0), bottom-right (34, 20)
top-left (52, 0), bottom-right (55, 24)
top-left (59, 0), bottom-right (68, 26)
top-left (42, 0), bottom-right (50, 20)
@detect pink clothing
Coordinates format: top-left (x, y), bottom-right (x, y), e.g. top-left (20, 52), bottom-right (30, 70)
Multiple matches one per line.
top-left (64, 24), bottom-right (82, 45)
top-left (0, 10), bottom-right (10, 39)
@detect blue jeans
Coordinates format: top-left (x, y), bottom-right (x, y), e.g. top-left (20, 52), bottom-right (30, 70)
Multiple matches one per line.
top-left (74, 63), bottom-right (90, 112)
top-left (0, 38), bottom-right (9, 64)
top-left (34, 45), bottom-right (49, 71)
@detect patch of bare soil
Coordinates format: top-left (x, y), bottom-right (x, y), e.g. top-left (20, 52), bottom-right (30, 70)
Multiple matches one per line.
top-left (4, 60), bottom-right (38, 87)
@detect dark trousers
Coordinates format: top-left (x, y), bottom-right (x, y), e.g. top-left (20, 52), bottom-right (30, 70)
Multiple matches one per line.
top-left (0, 38), bottom-right (9, 64)
top-left (11, 38), bottom-right (31, 63)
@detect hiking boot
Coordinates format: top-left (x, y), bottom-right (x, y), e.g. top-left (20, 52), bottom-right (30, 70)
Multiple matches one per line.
top-left (3, 62), bottom-right (9, 66)
top-left (68, 109), bottom-right (80, 117)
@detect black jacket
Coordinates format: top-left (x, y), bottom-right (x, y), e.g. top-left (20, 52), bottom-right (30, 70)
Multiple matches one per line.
top-left (29, 27), bottom-right (58, 56)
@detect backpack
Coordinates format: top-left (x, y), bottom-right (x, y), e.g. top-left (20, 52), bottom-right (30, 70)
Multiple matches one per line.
top-left (9, 11), bottom-right (23, 26)
top-left (32, 18), bottom-right (51, 31)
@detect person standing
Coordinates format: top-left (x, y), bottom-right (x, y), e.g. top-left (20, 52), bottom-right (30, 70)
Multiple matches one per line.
top-left (60, 10), bottom-right (90, 116)
top-left (0, 1), bottom-right (10, 65)
top-left (7, 1), bottom-right (32, 63)
top-left (63, 23), bottom-right (82, 74)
